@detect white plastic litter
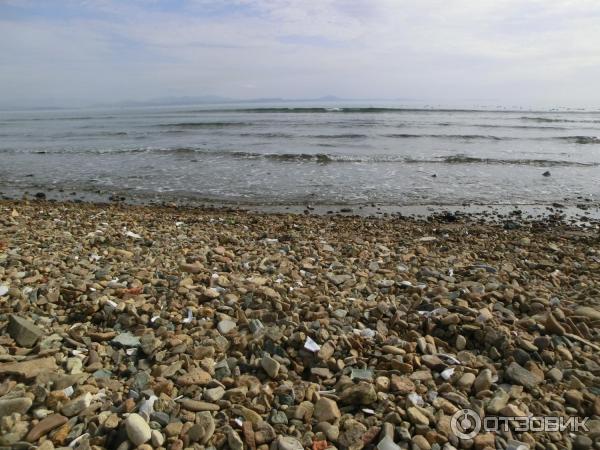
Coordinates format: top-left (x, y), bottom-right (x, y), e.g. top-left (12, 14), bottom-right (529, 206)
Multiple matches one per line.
top-left (104, 300), bottom-right (118, 311)
top-left (125, 230), bottom-right (141, 239)
top-left (441, 367), bottom-right (455, 380)
top-left (362, 408), bottom-right (376, 415)
top-left (0, 285), bottom-right (8, 296)
top-left (304, 337), bottom-right (321, 352)
top-left (139, 395), bottom-right (158, 417)
top-left (377, 435), bottom-right (401, 450)
top-left (436, 353), bottom-right (462, 365)
top-left (182, 308), bottom-right (193, 324)
top-left (69, 434), bottom-right (90, 448)
top-left (63, 386), bottom-right (74, 397)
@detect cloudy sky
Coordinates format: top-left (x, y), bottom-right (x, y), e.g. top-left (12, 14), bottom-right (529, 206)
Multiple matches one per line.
top-left (1, 0), bottom-right (600, 108)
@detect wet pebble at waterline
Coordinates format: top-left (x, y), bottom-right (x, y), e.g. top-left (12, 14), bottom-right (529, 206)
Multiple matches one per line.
top-left (0, 200), bottom-right (599, 450)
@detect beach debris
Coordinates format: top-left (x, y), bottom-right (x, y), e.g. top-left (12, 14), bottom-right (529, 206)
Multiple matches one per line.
top-left (304, 336), bottom-right (321, 352)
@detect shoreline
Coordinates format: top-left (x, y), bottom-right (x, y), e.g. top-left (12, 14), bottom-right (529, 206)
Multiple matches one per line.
top-left (0, 199), bottom-right (598, 449)
top-left (2, 188), bottom-right (600, 224)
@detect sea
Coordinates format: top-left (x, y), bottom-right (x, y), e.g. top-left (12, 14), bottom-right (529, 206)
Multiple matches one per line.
top-left (1, 103), bottom-right (599, 212)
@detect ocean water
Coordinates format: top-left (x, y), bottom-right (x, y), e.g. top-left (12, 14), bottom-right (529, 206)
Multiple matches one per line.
top-left (1, 104), bottom-right (600, 207)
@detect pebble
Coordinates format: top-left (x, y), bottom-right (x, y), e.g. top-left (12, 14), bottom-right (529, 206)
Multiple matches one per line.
top-left (125, 413), bottom-right (151, 446)
top-left (505, 362), bottom-right (542, 390)
top-left (0, 397), bottom-right (32, 417)
top-left (277, 435), bottom-right (304, 450)
top-left (7, 315), bottom-right (43, 347)
top-left (340, 382), bottom-right (378, 405)
top-left (313, 397), bottom-right (341, 422)
top-left (261, 354), bottom-right (281, 378)
top-left (25, 414), bottom-right (68, 442)
top-left (217, 319), bottom-right (237, 334)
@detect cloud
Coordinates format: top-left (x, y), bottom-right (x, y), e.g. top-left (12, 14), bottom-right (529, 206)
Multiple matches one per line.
top-left (1, 0), bottom-right (600, 107)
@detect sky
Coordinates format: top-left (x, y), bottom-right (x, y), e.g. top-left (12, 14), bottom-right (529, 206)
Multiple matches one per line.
top-left (1, 0), bottom-right (600, 108)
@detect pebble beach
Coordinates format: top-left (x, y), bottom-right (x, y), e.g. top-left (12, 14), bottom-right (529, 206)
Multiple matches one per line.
top-left (0, 199), bottom-right (599, 450)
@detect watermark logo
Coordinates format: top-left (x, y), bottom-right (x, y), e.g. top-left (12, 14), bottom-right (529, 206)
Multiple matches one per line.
top-left (450, 409), bottom-right (481, 439)
top-left (450, 409), bottom-right (589, 439)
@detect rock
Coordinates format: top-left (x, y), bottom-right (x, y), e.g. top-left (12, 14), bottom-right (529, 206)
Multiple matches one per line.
top-left (456, 372), bottom-right (476, 391)
top-left (390, 375), bottom-right (415, 394)
top-left (218, 319), bottom-right (237, 334)
top-left (26, 414), bottom-right (68, 442)
top-left (204, 386), bottom-right (225, 402)
top-left (0, 397), bottom-right (32, 417)
top-left (179, 398), bottom-right (220, 411)
top-left (0, 357), bottom-right (58, 379)
top-left (318, 342), bottom-right (335, 360)
top-left (180, 262), bottom-right (204, 273)
top-left (456, 335), bottom-right (467, 350)
top-left (125, 413), bottom-right (151, 446)
top-left (176, 367), bottom-right (211, 386)
top-left (486, 389), bottom-right (510, 414)
top-left (277, 435), bottom-right (304, 450)
top-left (546, 367), bottom-right (563, 382)
top-left (573, 435), bottom-right (593, 450)
top-left (545, 313), bottom-right (566, 335)
top-left (111, 332), bottom-right (141, 347)
top-left (61, 392), bottom-right (92, 417)
top-left (575, 306), bottom-right (600, 321)
top-left (474, 433), bottom-right (496, 449)
top-left (8, 315), bottom-right (43, 347)
top-left (261, 354), bottom-right (280, 378)
top-left (565, 389), bottom-right (584, 408)
top-left (407, 407), bottom-right (429, 426)
top-left (338, 419), bottom-right (368, 450)
top-left (226, 427), bottom-right (244, 450)
top-left (505, 362), bottom-right (542, 390)
top-left (474, 368), bottom-right (493, 392)
top-left (340, 382), bottom-right (378, 405)
top-left (411, 435), bottom-right (431, 450)
top-left (314, 397), bottom-right (341, 422)
top-left (151, 430), bottom-right (165, 447)
top-left (191, 411), bottom-right (215, 444)
top-left (420, 354), bottom-right (446, 371)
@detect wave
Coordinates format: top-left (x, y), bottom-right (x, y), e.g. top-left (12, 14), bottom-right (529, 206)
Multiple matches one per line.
top-left (186, 107), bottom-right (511, 114)
top-left (437, 155), bottom-right (597, 166)
top-left (0, 115), bottom-right (117, 122)
top-left (556, 136), bottom-right (600, 144)
top-left (22, 147), bottom-right (598, 167)
top-left (237, 132), bottom-right (295, 138)
top-left (384, 133), bottom-right (506, 140)
top-left (469, 124), bottom-right (569, 130)
top-left (312, 133), bottom-right (368, 139)
top-left (158, 121), bottom-right (253, 128)
top-left (521, 116), bottom-right (600, 124)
